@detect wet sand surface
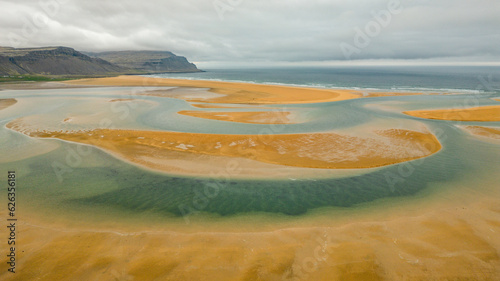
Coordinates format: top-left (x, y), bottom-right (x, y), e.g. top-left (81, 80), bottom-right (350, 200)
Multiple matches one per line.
top-left (404, 105), bottom-right (500, 121)
top-left (64, 76), bottom-right (441, 106)
top-left (6, 120), bottom-right (442, 172)
top-left (177, 110), bottom-right (296, 124)
top-left (1, 77), bottom-right (499, 280)
top-left (0, 98), bottom-right (17, 110)
top-left (64, 76), bottom-right (360, 105)
top-left (1, 182), bottom-right (499, 281)
top-left (190, 103), bottom-right (251, 109)
top-left (459, 125), bottom-right (500, 141)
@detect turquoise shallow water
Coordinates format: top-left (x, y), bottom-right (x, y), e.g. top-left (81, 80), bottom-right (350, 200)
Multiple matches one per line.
top-left (1, 66), bottom-right (500, 221)
top-left (3, 120), bottom-right (498, 219)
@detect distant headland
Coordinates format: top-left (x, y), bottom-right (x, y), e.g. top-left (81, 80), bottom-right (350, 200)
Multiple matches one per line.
top-left (0, 46), bottom-right (201, 79)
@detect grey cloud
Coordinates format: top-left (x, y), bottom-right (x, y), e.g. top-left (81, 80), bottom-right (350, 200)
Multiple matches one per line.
top-left (0, 0), bottom-right (499, 66)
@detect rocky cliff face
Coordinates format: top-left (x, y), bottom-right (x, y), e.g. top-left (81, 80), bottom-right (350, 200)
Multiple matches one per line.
top-left (87, 50), bottom-right (201, 73)
top-left (0, 47), bottom-right (201, 76)
top-left (0, 47), bottom-right (128, 76)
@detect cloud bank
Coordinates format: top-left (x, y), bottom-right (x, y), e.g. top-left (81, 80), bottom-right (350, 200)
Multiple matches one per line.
top-left (1, 0), bottom-right (499, 66)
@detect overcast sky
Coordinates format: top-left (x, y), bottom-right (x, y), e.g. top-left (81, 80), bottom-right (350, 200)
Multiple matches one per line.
top-left (1, 0), bottom-right (499, 67)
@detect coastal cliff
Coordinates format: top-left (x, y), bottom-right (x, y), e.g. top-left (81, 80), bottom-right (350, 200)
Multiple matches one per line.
top-left (86, 50), bottom-right (201, 73)
top-left (0, 46), bottom-right (127, 75)
top-left (0, 46), bottom-right (201, 76)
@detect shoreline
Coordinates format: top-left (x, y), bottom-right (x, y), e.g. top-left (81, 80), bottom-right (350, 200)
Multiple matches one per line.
top-left (64, 75), bottom-right (361, 105)
top-left (458, 125), bottom-right (500, 142)
top-left (6, 123), bottom-right (443, 175)
top-left (177, 110), bottom-right (297, 124)
top-left (62, 75), bottom-right (444, 105)
top-left (0, 98), bottom-right (17, 110)
top-left (3, 76), bottom-right (446, 178)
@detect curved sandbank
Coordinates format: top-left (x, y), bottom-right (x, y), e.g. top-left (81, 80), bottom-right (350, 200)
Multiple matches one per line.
top-left (404, 105), bottom-right (500, 122)
top-left (0, 98), bottom-right (17, 110)
top-left (109, 98), bottom-right (135, 102)
top-left (190, 103), bottom-right (249, 109)
top-left (178, 110), bottom-right (296, 124)
top-left (459, 125), bottom-right (500, 141)
top-left (361, 92), bottom-right (454, 98)
top-left (64, 76), bottom-right (442, 107)
top-left (361, 92), bottom-right (423, 98)
top-left (7, 120), bottom-right (442, 171)
top-left (64, 75), bottom-right (360, 105)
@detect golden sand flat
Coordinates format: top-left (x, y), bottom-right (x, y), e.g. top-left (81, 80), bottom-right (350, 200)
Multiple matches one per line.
top-left (0, 98), bottom-right (17, 110)
top-left (404, 105), bottom-right (500, 122)
top-left (177, 110), bottom-right (296, 124)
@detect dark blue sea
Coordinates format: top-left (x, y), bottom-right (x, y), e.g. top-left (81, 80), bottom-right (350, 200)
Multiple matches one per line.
top-left (150, 66), bottom-right (500, 93)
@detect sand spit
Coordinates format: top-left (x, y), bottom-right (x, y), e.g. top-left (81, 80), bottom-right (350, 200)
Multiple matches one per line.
top-left (360, 92), bottom-right (452, 98)
top-left (109, 98), bottom-right (135, 102)
top-left (7, 119), bottom-right (442, 171)
top-left (459, 125), bottom-right (500, 141)
top-left (178, 110), bottom-right (296, 124)
top-left (190, 103), bottom-right (250, 109)
top-left (64, 76), bottom-right (361, 105)
top-left (64, 76), bottom-right (451, 106)
top-left (0, 98), bottom-right (17, 110)
top-left (404, 105), bottom-right (500, 122)
top-left (360, 92), bottom-right (423, 98)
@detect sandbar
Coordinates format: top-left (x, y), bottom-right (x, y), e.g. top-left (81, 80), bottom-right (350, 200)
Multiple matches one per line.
top-left (360, 92), bottom-right (423, 98)
top-left (64, 76), bottom-right (451, 106)
top-left (7, 120), bottom-right (442, 171)
top-left (357, 91), bottom-right (452, 98)
top-left (190, 103), bottom-right (249, 109)
top-left (178, 110), bottom-right (295, 124)
top-left (404, 105), bottom-right (500, 122)
top-left (0, 98), bottom-right (17, 110)
top-left (64, 76), bottom-right (361, 105)
top-left (459, 125), bottom-right (500, 141)
top-left (109, 98), bottom-right (135, 102)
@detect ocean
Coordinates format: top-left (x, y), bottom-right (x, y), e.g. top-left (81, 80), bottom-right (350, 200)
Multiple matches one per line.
top-left (149, 66), bottom-right (500, 93)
